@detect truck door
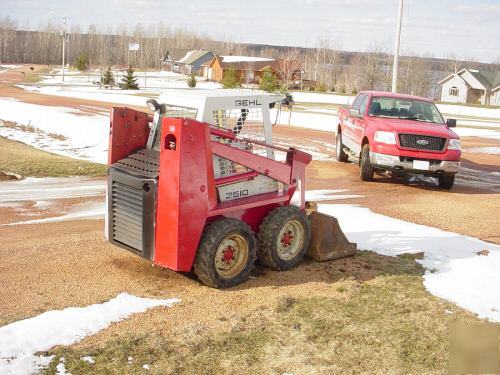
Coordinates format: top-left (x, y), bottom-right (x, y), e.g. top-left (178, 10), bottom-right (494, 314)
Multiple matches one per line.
top-left (342, 94), bottom-right (363, 150)
top-left (344, 94), bottom-right (368, 153)
top-left (352, 94), bottom-right (369, 144)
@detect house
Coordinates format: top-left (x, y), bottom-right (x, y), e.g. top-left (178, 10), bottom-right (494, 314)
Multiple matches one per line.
top-left (162, 48), bottom-right (190, 70)
top-left (439, 68), bottom-right (500, 105)
top-left (162, 49), bottom-right (214, 75)
top-left (203, 55), bottom-right (302, 85)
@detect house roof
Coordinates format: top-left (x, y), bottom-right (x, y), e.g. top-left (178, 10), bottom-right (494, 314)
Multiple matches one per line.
top-left (439, 68), bottom-right (500, 90)
top-left (220, 55), bottom-right (275, 63)
top-left (163, 48), bottom-right (190, 62)
top-left (477, 70), bottom-right (500, 88)
top-left (178, 50), bottom-right (213, 65)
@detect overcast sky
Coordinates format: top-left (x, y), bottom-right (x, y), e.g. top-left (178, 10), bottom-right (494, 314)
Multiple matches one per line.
top-left (2, 0), bottom-right (499, 62)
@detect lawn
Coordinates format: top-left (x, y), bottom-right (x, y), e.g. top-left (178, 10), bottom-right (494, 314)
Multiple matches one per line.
top-left (43, 252), bottom-right (483, 375)
top-left (0, 136), bottom-right (106, 178)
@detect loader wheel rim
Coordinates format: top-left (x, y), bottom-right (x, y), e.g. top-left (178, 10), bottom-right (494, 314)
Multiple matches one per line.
top-left (215, 234), bottom-right (249, 279)
top-left (277, 220), bottom-right (305, 260)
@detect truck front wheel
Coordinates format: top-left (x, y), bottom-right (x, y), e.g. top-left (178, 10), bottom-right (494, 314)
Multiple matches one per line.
top-left (437, 173), bottom-right (455, 190)
top-left (336, 132), bottom-right (348, 162)
top-left (360, 144), bottom-right (374, 181)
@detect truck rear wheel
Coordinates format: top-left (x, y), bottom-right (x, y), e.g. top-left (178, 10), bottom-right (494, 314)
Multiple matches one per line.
top-left (360, 144), bottom-right (374, 181)
top-left (336, 132), bottom-right (348, 162)
top-left (194, 219), bottom-right (256, 288)
top-left (437, 173), bottom-right (455, 190)
top-left (257, 206), bottom-right (311, 270)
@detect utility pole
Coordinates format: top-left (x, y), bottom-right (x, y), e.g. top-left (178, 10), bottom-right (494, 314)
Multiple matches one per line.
top-left (61, 17), bottom-right (66, 82)
top-left (391, 0), bottom-right (404, 93)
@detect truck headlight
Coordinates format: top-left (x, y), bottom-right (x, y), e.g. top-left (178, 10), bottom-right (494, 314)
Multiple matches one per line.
top-left (448, 139), bottom-right (461, 150)
top-left (374, 131), bottom-right (396, 145)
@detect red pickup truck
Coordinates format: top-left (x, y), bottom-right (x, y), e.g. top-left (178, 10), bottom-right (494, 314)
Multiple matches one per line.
top-left (337, 91), bottom-right (461, 189)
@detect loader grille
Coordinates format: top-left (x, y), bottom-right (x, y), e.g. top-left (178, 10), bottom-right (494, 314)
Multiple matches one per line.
top-left (111, 181), bottom-right (144, 251)
top-left (398, 134), bottom-right (446, 151)
top-left (114, 149), bottom-right (160, 178)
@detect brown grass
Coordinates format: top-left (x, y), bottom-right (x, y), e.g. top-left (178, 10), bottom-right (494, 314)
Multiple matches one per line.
top-left (0, 136), bottom-right (106, 177)
top-left (2, 120), bottom-right (68, 141)
top-left (43, 252), bottom-right (482, 375)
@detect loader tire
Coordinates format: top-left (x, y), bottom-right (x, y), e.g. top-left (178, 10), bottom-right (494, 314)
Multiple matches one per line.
top-left (360, 144), bottom-right (374, 181)
top-left (194, 218), bottom-right (256, 289)
top-left (336, 132), bottom-right (348, 162)
top-left (257, 206), bottom-right (311, 270)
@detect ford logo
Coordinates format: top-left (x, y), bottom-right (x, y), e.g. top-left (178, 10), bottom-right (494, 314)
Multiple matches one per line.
top-left (416, 139), bottom-right (429, 146)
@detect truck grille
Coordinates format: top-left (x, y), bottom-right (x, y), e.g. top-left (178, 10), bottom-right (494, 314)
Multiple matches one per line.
top-left (398, 134), bottom-right (446, 151)
top-left (111, 181), bottom-right (143, 251)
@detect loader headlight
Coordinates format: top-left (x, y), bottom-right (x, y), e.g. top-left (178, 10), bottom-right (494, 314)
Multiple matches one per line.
top-left (374, 131), bottom-right (396, 145)
top-left (447, 138), bottom-right (461, 150)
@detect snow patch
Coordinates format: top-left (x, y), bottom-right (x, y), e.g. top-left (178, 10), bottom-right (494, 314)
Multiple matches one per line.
top-left (2, 202), bottom-right (105, 226)
top-left (80, 356), bottom-right (95, 364)
top-left (454, 127), bottom-right (500, 140)
top-left (465, 146), bottom-right (500, 155)
top-left (319, 203), bottom-right (500, 322)
top-left (221, 56), bottom-right (274, 63)
top-left (0, 293), bottom-right (180, 375)
top-left (0, 98), bottom-right (109, 163)
top-left (272, 108), bottom-right (338, 132)
top-left (0, 177), bottom-right (105, 204)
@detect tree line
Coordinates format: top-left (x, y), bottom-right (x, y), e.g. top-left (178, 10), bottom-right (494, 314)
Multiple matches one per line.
top-left (1, 16), bottom-right (498, 98)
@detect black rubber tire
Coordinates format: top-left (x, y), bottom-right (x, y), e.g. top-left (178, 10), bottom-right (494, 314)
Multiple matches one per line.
top-left (257, 206), bottom-right (311, 271)
top-left (360, 144), bottom-right (374, 181)
top-left (194, 218), bottom-right (256, 288)
top-left (437, 173), bottom-right (455, 190)
top-left (336, 132), bottom-right (348, 162)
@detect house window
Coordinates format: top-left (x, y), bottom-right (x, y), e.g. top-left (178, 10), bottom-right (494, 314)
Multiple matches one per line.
top-left (449, 87), bottom-right (459, 96)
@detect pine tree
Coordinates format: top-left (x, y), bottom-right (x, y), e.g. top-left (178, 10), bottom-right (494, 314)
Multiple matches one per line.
top-left (187, 73), bottom-right (197, 88)
top-left (258, 68), bottom-right (279, 92)
top-left (119, 66), bottom-right (139, 90)
top-left (101, 66), bottom-right (115, 86)
top-left (74, 53), bottom-right (89, 71)
top-left (221, 67), bottom-right (242, 89)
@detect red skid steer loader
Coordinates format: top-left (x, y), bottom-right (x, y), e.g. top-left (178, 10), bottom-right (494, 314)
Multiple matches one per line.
top-left (105, 90), bottom-right (355, 288)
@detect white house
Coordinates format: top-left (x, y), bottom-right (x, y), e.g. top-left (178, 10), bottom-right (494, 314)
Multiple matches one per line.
top-left (439, 68), bottom-right (500, 106)
top-left (492, 85), bottom-right (500, 106)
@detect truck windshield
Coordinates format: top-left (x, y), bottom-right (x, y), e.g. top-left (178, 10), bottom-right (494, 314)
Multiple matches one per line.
top-left (368, 97), bottom-right (444, 124)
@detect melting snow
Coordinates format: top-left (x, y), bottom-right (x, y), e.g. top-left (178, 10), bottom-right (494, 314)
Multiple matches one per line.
top-left (0, 98), bottom-right (109, 163)
top-left (465, 146), bottom-right (500, 155)
top-left (0, 177), bottom-right (105, 204)
top-left (80, 356), bottom-right (95, 364)
top-left (319, 203), bottom-right (500, 322)
top-left (2, 202), bottom-right (105, 226)
top-left (0, 293), bottom-right (179, 375)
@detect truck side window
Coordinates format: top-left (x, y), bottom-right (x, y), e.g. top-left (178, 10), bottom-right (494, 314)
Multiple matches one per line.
top-left (358, 95), bottom-right (368, 115)
top-left (351, 95), bottom-right (363, 110)
top-left (351, 94), bottom-right (368, 117)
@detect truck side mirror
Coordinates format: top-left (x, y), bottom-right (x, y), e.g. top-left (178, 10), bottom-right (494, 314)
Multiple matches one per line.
top-left (446, 119), bottom-right (457, 128)
top-left (349, 108), bottom-right (362, 118)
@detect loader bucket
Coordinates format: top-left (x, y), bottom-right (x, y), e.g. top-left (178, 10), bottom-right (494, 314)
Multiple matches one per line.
top-left (307, 211), bottom-right (357, 261)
